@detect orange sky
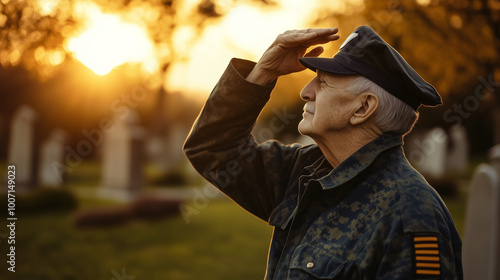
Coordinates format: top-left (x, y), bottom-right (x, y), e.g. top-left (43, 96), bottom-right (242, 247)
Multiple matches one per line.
top-left (61, 0), bottom-right (350, 98)
top-left (166, 0), bottom-right (337, 97)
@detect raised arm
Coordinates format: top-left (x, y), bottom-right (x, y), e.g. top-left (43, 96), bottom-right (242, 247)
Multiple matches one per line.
top-left (184, 28), bottom-right (339, 221)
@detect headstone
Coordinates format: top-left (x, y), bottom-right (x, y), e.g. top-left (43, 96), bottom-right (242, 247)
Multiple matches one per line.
top-left (489, 144), bottom-right (500, 174)
top-left (447, 124), bottom-right (469, 173)
top-left (7, 105), bottom-right (38, 189)
top-left (463, 163), bottom-right (500, 280)
top-left (0, 114), bottom-right (5, 135)
top-left (38, 128), bottom-right (67, 187)
top-left (0, 115), bottom-right (7, 161)
top-left (146, 125), bottom-right (188, 174)
top-left (408, 127), bottom-right (448, 178)
top-left (101, 111), bottom-right (146, 201)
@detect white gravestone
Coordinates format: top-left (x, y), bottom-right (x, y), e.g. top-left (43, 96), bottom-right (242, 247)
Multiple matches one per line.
top-left (447, 124), bottom-right (469, 173)
top-left (146, 125), bottom-right (188, 174)
top-left (489, 144), bottom-right (500, 174)
top-left (38, 128), bottom-right (67, 186)
top-left (463, 163), bottom-right (500, 280)
top-left (7, 105), bottom-right (38, 189)
top-left (0, 114), bottom-right (6, 144)
top-left (410, 127), bottom-right (448, 178)
top-left (101, 111), bottom-right (146, 201)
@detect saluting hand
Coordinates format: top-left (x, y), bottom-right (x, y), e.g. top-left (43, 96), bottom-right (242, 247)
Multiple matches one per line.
top-left (246, 28), bottom-right (340, 85)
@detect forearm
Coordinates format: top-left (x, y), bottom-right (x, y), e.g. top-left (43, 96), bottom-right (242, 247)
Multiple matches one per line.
top-left (184, 58), bottom-right (275, 163)
top-left (184, 58), bottom-right (287, 220)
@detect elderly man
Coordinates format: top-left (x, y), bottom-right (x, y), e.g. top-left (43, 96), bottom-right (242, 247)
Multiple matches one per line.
top-left (184, 26), bottom-right (463, 279)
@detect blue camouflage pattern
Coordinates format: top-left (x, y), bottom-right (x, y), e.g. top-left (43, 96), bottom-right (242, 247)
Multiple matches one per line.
top-left (184, 58), bottom-right (463, 279)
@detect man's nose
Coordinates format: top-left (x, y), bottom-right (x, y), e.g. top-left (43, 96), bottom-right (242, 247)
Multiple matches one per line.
top-left (300, 76), bottom-right (318, 101)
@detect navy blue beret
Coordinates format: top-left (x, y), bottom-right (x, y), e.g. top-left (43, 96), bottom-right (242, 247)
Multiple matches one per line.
top-left (299, 26), bottom-right (442, 110)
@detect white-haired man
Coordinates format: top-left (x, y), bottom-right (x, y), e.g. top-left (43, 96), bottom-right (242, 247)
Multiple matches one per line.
top-left (184, 26), bottom-right (463, 279)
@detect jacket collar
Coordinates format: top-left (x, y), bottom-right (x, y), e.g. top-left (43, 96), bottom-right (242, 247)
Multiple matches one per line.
top-left (269, 133), bottom-right (403, 229)
top-left (318, 133), bottom-right (403, 190)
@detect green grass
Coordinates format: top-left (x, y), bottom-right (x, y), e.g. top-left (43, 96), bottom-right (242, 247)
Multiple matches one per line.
top-left (64, 160), bottom-right (102, 187)
top-left (0, 199), bottom-right (272, 280)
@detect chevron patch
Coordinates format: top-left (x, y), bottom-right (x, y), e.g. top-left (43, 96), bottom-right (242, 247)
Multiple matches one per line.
top-left (412, 235), bottom-right (441, 277)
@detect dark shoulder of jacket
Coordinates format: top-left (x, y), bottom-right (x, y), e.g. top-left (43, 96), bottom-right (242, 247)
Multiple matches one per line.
top-left (376, 147), bottom-right (447, 233)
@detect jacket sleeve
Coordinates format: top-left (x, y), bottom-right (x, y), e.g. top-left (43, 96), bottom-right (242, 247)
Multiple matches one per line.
top-left (370, 211), bottom-right (463, 280)
top-left (183, 58), bottom-right (308, 222)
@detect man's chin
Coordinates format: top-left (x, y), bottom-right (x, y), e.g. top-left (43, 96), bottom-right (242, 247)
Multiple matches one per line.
top-left (298, 121), bottom-right (312, 136)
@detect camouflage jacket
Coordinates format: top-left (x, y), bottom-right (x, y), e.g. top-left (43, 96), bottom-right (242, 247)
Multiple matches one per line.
top-left (184, 58), bottom-right (463, 279)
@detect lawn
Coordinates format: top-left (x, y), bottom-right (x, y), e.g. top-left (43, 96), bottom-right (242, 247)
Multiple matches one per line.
top-left (0, 198), bottom-right (273, 280)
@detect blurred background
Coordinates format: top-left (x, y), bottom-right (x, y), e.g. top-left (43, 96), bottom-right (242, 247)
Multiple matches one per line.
top-left (0, 0), bottom-right (499, 279)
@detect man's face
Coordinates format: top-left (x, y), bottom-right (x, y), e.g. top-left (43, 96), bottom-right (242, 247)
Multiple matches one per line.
top-left (298, 71), bottom-right (361, 139)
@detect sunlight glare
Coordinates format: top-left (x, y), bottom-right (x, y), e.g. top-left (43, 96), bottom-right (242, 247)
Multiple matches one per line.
top-left (38, 0), bottom-right (60, 16)
top-left (416, 0), bottom-right (431, 6)
top-left (65, 2), bottom-right (157, 76)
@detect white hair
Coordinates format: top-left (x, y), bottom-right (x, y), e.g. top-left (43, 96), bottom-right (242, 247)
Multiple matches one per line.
top-left (345, 76), bottom-right (419, 136)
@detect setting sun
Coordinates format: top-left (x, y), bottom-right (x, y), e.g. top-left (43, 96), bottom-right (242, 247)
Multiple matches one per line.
top-left (65, 2), bottom-right (157, 76)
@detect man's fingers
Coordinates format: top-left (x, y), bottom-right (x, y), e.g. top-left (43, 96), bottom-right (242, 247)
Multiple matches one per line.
top-left (304, 46), bottom-right (324, 58)
top-left (310, 34), bottom-right (340, 45)
top-left (309, 27), bottom-right (339, 37)
top-left (253, 27), bottom-right (340, 79)
top-left (279, 28), bottom-right (340, 47)
top-left (283, 27), bottom-right (338, 36)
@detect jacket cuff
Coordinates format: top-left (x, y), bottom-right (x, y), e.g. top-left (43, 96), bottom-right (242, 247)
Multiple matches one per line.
top-left (213, 58), bottom-right (276, 104)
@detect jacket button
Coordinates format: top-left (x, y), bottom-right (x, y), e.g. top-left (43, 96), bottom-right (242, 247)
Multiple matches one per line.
top-left (306, 262), bottom-right (314, 269)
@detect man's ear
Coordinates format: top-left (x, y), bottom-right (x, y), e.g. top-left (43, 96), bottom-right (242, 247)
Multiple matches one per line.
top-left (350, 93), bottom-right (379, 125)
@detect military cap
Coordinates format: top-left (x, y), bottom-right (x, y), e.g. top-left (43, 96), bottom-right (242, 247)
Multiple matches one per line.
top-left (299, 26), bottom-right (441, 110)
